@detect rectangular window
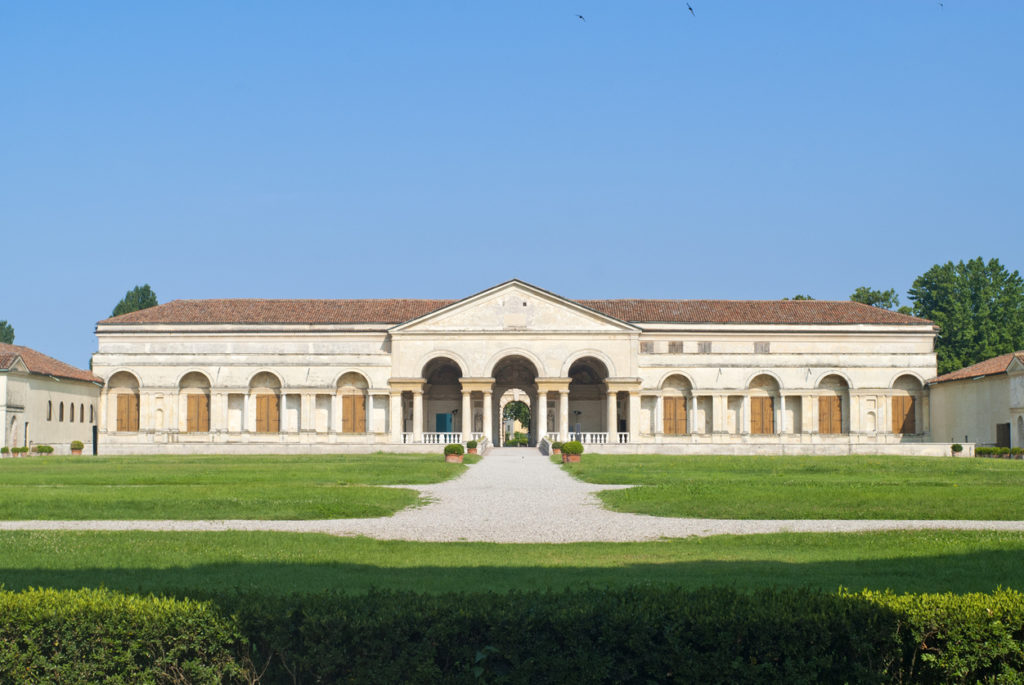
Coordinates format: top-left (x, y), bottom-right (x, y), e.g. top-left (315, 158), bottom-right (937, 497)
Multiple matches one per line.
top-left (755, 342), bottom-right (770, 354)
top-left (668, 341), bottom-right (685, 354)
top-left (186, 394), bottom-right (210, 433)
top-left (698, 341), bottom-right (712, 354)
top-left (640, 342), bottom-right (655, 354)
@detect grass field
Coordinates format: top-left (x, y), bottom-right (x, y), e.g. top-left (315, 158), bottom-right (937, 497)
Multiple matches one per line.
top-left (1, 529), bottom-right (1022, 596)
top-left (564, 453), bottom-right (1024, 519)
top-left (0, 453), bottom-right (476, 520)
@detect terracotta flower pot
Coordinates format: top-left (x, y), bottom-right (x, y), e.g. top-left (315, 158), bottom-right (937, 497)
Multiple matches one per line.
top-left (567, 454), bottom-right (581, 463)
top-left (467, 448), bottom-right (477, 454)
top-left (445, 454), bottom-right (463, 463)
top-left (71, 448), bottom-right (83, 455)
top-left (553, 448), bottom-right (561, 456)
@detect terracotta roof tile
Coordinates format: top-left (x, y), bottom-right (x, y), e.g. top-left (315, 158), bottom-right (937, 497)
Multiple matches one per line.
top-left (929, 351), bottom-right (1024, 384)
top-left (98, 297), bottom-right (932, 327)
top-left (0, 343), bottom-right (102, 384)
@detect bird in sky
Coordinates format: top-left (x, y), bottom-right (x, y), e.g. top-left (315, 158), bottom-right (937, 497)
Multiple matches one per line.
top-left (687, 3), bottom-right (695, 16)
top-left (575, 14), bottom-right (585, 21)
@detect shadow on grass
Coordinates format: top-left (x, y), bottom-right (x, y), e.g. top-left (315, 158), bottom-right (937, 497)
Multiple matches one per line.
top-left (3, 550), bottom-right (1024, 597)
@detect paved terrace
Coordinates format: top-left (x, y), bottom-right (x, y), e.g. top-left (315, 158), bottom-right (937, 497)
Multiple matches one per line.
top-left (3, 448), bottom-right (1024, 543)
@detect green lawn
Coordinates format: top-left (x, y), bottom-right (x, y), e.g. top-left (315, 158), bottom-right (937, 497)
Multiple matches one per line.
top-left (564, 453), bottom-right (1024, 519)
top-left (0, 453), bottom-right (475, 520)
top-left (1, 530), bottom-right (1023, 596)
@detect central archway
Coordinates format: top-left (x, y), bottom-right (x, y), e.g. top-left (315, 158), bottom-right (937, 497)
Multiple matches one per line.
top-left (491, 355), bottom-right (540, 446)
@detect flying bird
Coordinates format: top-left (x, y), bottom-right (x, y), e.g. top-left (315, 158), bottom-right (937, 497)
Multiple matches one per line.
top-left (575, 14), bottom-right (585, 21)
top-left (687, 3), bottom-right (695, 16)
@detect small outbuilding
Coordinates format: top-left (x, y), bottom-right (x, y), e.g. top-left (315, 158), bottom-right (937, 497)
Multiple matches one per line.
top-left (0, 343), bottom-right (103, 454)
top-left (928, 351), bottom-right (1024, 448)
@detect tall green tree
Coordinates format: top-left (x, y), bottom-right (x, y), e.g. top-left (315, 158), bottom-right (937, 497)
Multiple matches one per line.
top-left (0, 320), bottom-right (13, 344)
top-left (112, 285), bottom-right (159, 317)
top-left (502, 400), bottom-right (531, 430)
top-left (850, 286), bottom-right (913, 316)
top-left (784, 294), bottom-right (814, 300)
top-left (908, 257), bottom-right (1024, 375)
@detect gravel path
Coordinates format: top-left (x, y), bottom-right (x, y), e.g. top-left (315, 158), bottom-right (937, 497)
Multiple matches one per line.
top-left (4, 448), bottom-right (1024, 543)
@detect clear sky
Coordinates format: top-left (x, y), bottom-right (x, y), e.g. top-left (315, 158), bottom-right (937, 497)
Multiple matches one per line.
top-left (2, 1), bottom-right (1021, 370)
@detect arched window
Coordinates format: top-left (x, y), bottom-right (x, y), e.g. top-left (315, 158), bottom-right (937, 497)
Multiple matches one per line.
top-left (80, 404), bottom-right (84, 423)
top-left (109, 371), bottom-right (141, 432)
top-left (69, 402), bottom-right (75, 423)
top-left (47, 401), bottom-right (52, 421)
top-left (59, 402), bottom-right (64, 422)
top-left (90, 405), bottom-right (95, 424)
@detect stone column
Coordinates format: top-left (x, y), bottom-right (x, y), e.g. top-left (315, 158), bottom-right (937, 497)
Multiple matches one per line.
top-left (742, 395), bottom-right (751, 434)
top-left (688, 395), bottom-right (696, 434)
top-left (920, 393), bottom-right (930, 435)
top-left (280, 392), bottom-right (289, 432)
top-left (559, 390), bottom-right (569, 441)
top-left (412, 391), bottom-right (423, 443)
top-left (389, 392), bottom-right (402, 442)
top-left (482, 391), bottom-right (493, 442)
top-left (606, 389), bottom-right (617, 437)
top-left (301, 393), bottom-right (313, 432)
top-left (243, 394), bottom-right (250, 432)
top-left (461, 390), bottom-right (472, 439)
top-left (330, 394), bottom-right (340, 433)
top-left (98, 390), bottom-right (108, 434)
top-left (656, 395), bottom-right (664, 435)
top-left (536, 391), bottom-right (548, 442)
top-left (628, 392), bottom-right (640, 443)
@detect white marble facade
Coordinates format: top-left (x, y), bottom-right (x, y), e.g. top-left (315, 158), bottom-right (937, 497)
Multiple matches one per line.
top-left (92, 280), bottom-right (949, 455)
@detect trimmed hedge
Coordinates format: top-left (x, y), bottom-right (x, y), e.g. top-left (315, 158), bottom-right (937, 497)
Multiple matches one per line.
top-left (0, 588), bottom-right (244, 683)
top-left (977, 446), bottom-right (1022, 458)
top-left (5, 586), bottom-right (1024, 683)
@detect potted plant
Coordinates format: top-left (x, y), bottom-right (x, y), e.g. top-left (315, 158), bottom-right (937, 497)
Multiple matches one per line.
top-left (0, 447), bottom-right (8, 457)
top-left (70, 440), bottom-right (84, 456)
top-left (562, 440), bottom-right (583, 463)
top-left (551, 441), bottom-right (563, 457)
top-left (444, 443), bottom-right (464, 463)
top-left (466, 439), bottom-right (478, 455)
top-left (36, 445), bottom-right (53, 454)
top-left (951, 443), bottom-right (963, 457)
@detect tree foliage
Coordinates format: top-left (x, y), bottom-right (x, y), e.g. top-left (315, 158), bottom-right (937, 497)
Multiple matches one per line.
top-left (850, 286), bottom-right (913, 316)
top-left (112, 285), bottom-right (159, 317)
top-left (908, 257), bottom-right (1024, 375)
top-left (0, 320), bottom-right (12, 344)
top-left (784, 294), bottom-right (814, 300)
top-left (502, 400), bottom-right (531, 430)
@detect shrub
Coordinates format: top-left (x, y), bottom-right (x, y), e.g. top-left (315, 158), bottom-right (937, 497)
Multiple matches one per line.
top-left (35, 445), bottom-right (53, 454)
top-left (551, 441), bottom-right (563, 450)
top-left (0, 447), bottom-right (7, 454)
top-left (562, 440), bottom-right (584, 456)
top-left (466, 440), bottom-right (478, 449)
top-left (976, 446), bottom-right (996, 457)
top-left (0, 588), bottom-right (243, 683)
top-left (443, 443), bottom-right (464, 456)
top-left (1013, 447), bottom-right (1023, 457)
top-left (951, 443), bottom-right (963, 454)
top-left (70, 440), bottom-right (84, 451)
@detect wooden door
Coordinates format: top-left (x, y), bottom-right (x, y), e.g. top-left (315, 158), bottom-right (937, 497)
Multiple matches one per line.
top-left (663, 397), bottom-right (688, 435)
top-left (818, 396), bottom-right (842, 434)
top-left (116, 394), bottom-right (139, 432)
top-left (341, 395), bottom-right (367, 433)
top-left (255, 394), bottom-right (279, 433)
top-left (187, 394), bottom-right (210, 433)
top-left (750, 396), bottom-right (774, 435)
top-left (891, 395), bottom-right (916, 434)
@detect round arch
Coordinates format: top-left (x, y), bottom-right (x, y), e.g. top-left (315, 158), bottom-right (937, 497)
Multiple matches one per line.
top-left (177, 370), bottom-right (212, 389)
top-left (486, 348), bottom-right (546, 378)
top-left (332, 369), bottom-right (372, 389)
top-left (248, 370), bottom-right (283, 390)
top-left (813, 370), bottom-right (854, 390)
top-left (658, 371), bottom-right (697, 392)
top-left (417, 352), bottom-right (468, 379)
top-left (559, 349), bottom-right (617, 378)
top-left (889, 372), bottom-right (926, 390)
top-left (491, 355), bottom-right (542, 446)
top-left (745, 371), bottom-right (783, 391)
top-left (335, 371), bottom-right (370, 391)
top-left (106, 369), bottom-right (141, 389)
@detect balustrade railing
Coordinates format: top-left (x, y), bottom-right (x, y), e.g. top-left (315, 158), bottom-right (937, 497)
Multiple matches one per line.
top-left (617, 432), bottom-right (630, 444)
top-left (575, 432), bottom-right (608, 444)
top-left (423, 432), bottom-right (463, 445)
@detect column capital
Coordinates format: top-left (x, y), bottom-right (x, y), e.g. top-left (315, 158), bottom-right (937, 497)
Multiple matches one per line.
top-left (605, 377), bottom-right (642, 393)
top-left (388, 377), bottom-right (425, 393)
top-left (536, 377), bottom-right (571, 393)
top-left (459, 377), bottom-right (495, 393)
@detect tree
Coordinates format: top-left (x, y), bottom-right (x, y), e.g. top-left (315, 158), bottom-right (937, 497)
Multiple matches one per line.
top-left (850, 286), bottom-right (913, 316)
top-left (908, 257), bottom-right (1024, 375)
top-left (112, 285), bottom-right (159, 317)
top-left (783, 294), bottom-right (814, 300)
top-left (0, 320), bottom-right (13, 344)
top-left (502, 400), bottom-right (531, 431)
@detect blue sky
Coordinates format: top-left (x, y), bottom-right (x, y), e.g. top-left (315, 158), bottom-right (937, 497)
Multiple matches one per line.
top-left (2, 1), bottom-right (1021, 369)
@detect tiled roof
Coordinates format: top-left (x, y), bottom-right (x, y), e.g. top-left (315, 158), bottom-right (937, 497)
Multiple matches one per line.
top-left (98, 297), bottom-right (932, 327)
top-left (929, 351), bottom-right (1024, 384)
top-left (0, 343), bottom-right (102, 384)
top-left (581, 299), bottom-right (931, 325)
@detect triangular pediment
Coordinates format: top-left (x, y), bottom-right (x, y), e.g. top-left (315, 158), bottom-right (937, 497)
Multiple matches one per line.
top-left (1008, 355), bottom-right (1024, 375)
top-left (5, 356), bottom-right (28, 373)
top-left (391, 280), bottom-right (639, 334)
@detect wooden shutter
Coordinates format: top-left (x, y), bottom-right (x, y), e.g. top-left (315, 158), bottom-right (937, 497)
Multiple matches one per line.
top-left (751, 397), bottom-right (774, 434)
top-left (117, 395), bottom-right (129, 432)
top-left (892, 396), bottom-right (916, 434)
top-left (255, 395), bottom-right (267, 433)
top-left (355, 395), bottom-right (366, 433)
top-left (199, 394), bottom-right (210, 432)
top-left (664, 397), bottom-right (687, 435)
top-left (663, 397), bottom-right (675, 434)
top-left (268, 395), bottom-right (279, 433)
top-left (188, 394), bottom-right (210, 433)
top-left (819, 396), bottom-right (842, 434)
top-left (187, 395), bottom-right (199, 432)
top-left (128, 394), bottom-right (139, 432)
top-left (342, 395), bottom-right (354, 433)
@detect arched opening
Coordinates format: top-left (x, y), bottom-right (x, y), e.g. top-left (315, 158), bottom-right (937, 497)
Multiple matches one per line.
top-left (249, 372), bottom-right (281, 434)
top-left (108, 371), bottom-right (140, 432)
top-left (748, 374), bottom-right (779, 435)
top-left (337, 372), bottom-right (369, 434)
top-left (891, 374), bottom-right (923, 434)
top-left (1018, 416), bottom-right (1024, 449)
top-left (179, 372), bottom-right (211, 433)
top-left (421, 357), bottom-right (463, 441)
top-left (661, 374), bottom-right (692, 435)
top-left (567, 357), bottom-right (609, 440)
top-left (817, 374), bottom-right (849, 435)
top-left (492, 355), bottom-right (539, 446)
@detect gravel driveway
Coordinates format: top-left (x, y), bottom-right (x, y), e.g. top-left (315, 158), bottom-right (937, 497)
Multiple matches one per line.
top-left (3, 448), bottom-right (1024, 542)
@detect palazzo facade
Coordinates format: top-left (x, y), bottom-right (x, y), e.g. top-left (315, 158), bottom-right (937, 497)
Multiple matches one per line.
top-left (92, 280), bottom-right (948, 455)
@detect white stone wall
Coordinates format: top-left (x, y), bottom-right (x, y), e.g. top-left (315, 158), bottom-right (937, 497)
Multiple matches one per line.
top-left (1, 371), bottom-right (100, 452)
top-left (930, 375), bottom-right (1012, 446)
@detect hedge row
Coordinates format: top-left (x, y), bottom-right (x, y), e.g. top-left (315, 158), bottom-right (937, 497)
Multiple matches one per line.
top-left (4, 586), bottom-right (1024, 683)
top-left (977, 446), bottom-right (1024, 457)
